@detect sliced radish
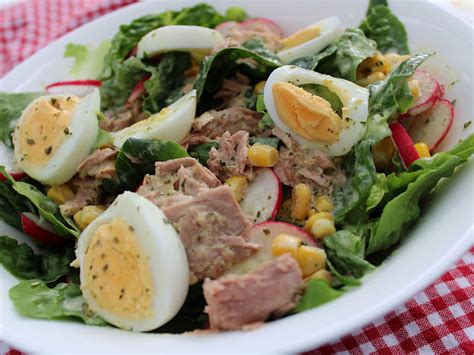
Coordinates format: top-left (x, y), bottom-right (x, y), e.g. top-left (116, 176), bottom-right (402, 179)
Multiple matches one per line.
top-left (0, 171), bottom-right (27, 181)
top-left (126, 76), bottom-right (150, 105)
top-left (408, 70), bottom-right (442, 117)
top-left (240, 168), bottom-right (282, 223)
top-left (46, 80), bottom-right (102, 97)
top-left (408, 99), bottom-right (455, 152)
top-left (240, 18), bottom-right (285, 37)
top-left (216, 18), bottom-right (284, 38)
top-left (389, 122), bottom-right (420, 168)
top-left (225, 221), bottom-right (316, 275)
top-left (21, 212), bottom-right (66, 245)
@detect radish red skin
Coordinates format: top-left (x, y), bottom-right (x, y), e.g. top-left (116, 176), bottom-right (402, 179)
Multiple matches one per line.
top-left (408, 99), bottom-right (455, 152)
top-left (408, 70), bottom-right (442, 117)
top-left (389, 122), bottom-right (420, 168)
top-left (21, 213), bottom-right (66, 245)
top-left (46, 80), bottom-right (102, 90)
top-left (126, 75), bottom-right (150, 105)
top-left (0, 171), bottom-right (27, 181)
top-left (46, 80), bottom-right (102, 96)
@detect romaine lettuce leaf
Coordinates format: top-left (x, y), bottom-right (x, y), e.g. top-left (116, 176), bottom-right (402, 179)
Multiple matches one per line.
top-left (194, 40), bottom-right (281, 113)
top-left (188, 141), bottom-right (219, 166)
top-left (0, 235), bottom-right (73, 283)
top-left (0, 92), bottom-right (43, 147)
top-left (295, 280), bottom-right (344, 312)
top-left (9, 280), bottom-right (106, 326)
top-left (115, 138), bottom-right (188, 190)
top-left (64, 41), bottom-right (111, 79)
top-left (0, 167), bottom-right (79, 238)
top-left (0, 180), bottom-right (35, 229)
top-left (360, 1), bottom-right (409, 54)
top-left (317, 28), bottom-right (377, 82)
top-left (289, 44), bottom-right (337, 71)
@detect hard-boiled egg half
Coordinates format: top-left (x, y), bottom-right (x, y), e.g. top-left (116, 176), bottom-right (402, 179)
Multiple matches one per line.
top-left (137, 25), bottom-right (225, 61)
top-left (12, 89), bottom-right (100, 185)
top-left (278, 17), bottom-right (342, 64)
top-left (264, 66), bottom-right (369, 156)
top-left (112, 90), bottom-right (197, 148)
top-left (76, 191), bottom-right (189, 331)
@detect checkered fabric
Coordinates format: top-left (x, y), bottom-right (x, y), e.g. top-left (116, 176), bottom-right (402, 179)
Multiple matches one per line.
top-left (0, 1), bottom-right (473, 353)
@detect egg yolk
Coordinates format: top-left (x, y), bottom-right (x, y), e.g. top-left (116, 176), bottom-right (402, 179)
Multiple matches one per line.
top-left (13, 96), bottom-right (80, 168)
top-left (82, 217), bottom-right (154, 320)
top-left (280, 25), bottom-right (321, 50)
top-left (272, 82), bottom-right (342, 144)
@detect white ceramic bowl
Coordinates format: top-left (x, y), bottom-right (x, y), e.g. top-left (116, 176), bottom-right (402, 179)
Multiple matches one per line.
top-left (0, 0), bottom-right (473, 353)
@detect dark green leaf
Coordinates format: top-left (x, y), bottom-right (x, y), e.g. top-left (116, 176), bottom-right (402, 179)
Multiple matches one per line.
top-left (294, 280), bottom-right (344, 312)
top-left (188, 141), bottom-right (219, 166)
top-left (317, 28), bottom-right (377, 82)
top-left (0, 235), bottom-right (74, 282)
top-left (0, 180), bottom-right (35, 229)
top-left (248, 137), bottom-right (279, 149)
top-left (290, 44), bottom-right (337, 70)
top-left (9, 280), bottom-right (106, 326)
top-left (142, 52), bottom-right (192, 114)
top-left (115, 138), bottom-right (188, 189)
top-left (334, 140), bottom-right (377, 223)
top-left (0, 167), bottom-right (79, 238)
top-left (324, 230), bottom-right (376, 279)
top-left (300, 84), bottom-right (344, 116)
top-left (0, 92), bottom-right (43, 147)
top-left (194, 40), bottom-right (281, 113)
top-left (360, 3), bottom-right (409, 54)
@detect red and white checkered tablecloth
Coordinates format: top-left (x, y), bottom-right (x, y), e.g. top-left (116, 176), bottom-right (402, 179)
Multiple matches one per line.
top-left (0, 1), bottom-right (473, 353)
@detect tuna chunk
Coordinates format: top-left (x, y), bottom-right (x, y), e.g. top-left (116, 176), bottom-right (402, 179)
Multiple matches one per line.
top-left (77, 148), bottom-right (118, 180)
top-left (60, 177), bottom-right (101, 216)
top-left (101, 100), bottom-right (147, 132)
top-left (162, 185), bottom-right (258, 284)
top-left (137, 157), bottom-right (221, 207)
top-left (213, 73), bottom-right (253, 109)
top-left (272, 128), bottom-right (346, 194)
top-left (184, 107), bottom-right (262, 144)
top-left (203, 254), bottom-right (303, 330)
top-left (208, 131), bottom-right (253, 181)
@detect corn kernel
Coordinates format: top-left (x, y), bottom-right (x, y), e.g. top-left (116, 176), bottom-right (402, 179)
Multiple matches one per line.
top-left (47, 184), bottom-right (75, 204)
top-left (304, 212), bottom-right (333, 230)
top-left (305, 269), bottom-right (333, 283)
top-left (225, 176), bottom-right (248, 202)
top-left (296, 245), bottom-right (326, 278)
top-left (371, 136), bottom-right (396, 170)
top-left (415, 142), bottom-right (431, 158)
top-left (384, 53), bottom-right (411, 72)
top-left (254, 81), bottom-right (266, 95)
top-left (248, 144), bottom-right (279, 167)
top-left (314, 195), bottom-right (334, 213)
top-left (358, 71), bottom-right (385, 87)
top-left (271, 234), bottom-right (302, 258)
top-left (74, 205), bottom-right (105, 230)
top-left (291, 183), bottom-right (312, 220)
top-left (307, 208), bottom-right (318, 217)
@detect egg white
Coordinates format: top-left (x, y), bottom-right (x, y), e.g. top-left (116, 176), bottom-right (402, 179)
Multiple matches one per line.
top-left (76, 191), bottom-right (189, 332)
top-left (137, 25), bottom-right (225, 60)
top-left (264, 66), bottom-right (369, 156)
top-left (278, 17), bottom-right (342, 64)
top-left (13, 89), bottom-right (100, 185)
top-left (112, 90), bottom-right (197, 148)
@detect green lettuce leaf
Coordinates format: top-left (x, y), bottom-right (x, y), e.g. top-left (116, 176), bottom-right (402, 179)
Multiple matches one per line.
top-left (9, 280), bottom-right (106, 326)
top-left (64, 41), bottom-right (111, 79)
top-left (142, 52), bottom-right (192, 114)
top-left (188, 141), bottom-right (219, 166)
top-left (0, 167), bottom-right (79, 238)
top-left (360, 2), bottom-right (409, 54)
top-left (0, 180), bottom-right (35, 229)
top-left (317, 28), bottom-right (377, 82)
top-left (0, 92), bottom-right (43, 147)
top-left (333, 140), bottom-right (377, 224)
top-left (115, 138), bottom-right (188, 190)
top-left (194, 40), bottom-right (281, 113)
top-left (248, 137), bottom-right (279, 149)
top-left (0, 235), bottom-right (73, 283)
top-left (289, 44), bottom-right (337, 71)
top-left (295, 280), bottom-right (344, 312)
top-left (366, 173), bottom-right (388, 212)
top-left (364, 53), bottom-right (430, 144)
top-left (256, 94), bottom-right (274, 129)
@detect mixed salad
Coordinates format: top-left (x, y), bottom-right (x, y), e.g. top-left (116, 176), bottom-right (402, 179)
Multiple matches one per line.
top-left (0, 0), bottom-right (473, 333)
